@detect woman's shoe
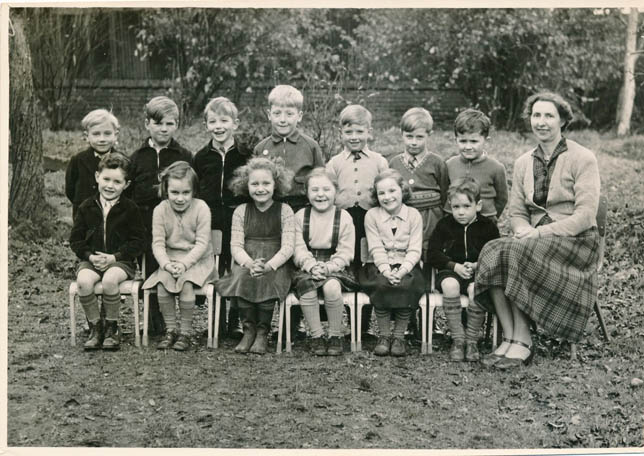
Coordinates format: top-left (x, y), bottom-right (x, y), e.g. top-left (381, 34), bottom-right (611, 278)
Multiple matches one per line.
top-left (494, 340), bottom-right (534, 370)
top-left (481, 337), bottom-right (514, 367)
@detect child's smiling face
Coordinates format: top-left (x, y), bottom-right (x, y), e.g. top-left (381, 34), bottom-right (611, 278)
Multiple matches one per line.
top-left (340, 123), bottom-right (371, 153)
top-left (167, 177), bottom-right (194, 213)
top-left (95, 167), bottom-right (129, 202)
top-left (268, 104), bottom-right (302, 138)
top-left (248, 169), bottom-right (275, 207)
top-left (307, 175), bottom-right (336, 213)
top-left (205, 111), bottom-right (238, 149)
top-left (376, 177), bottom-right (403, 215)
top-left (85, 120), bottom-right (118, 154)
top-left (456, 131), bottom-right (487, 161)
top-left (145, 115), bottom-right (178, 148)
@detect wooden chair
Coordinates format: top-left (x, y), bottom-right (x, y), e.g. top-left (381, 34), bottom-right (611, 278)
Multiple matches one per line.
top-left (68, 273), bottom-right (142, 347)
top-left (277, 291), bottom-right (357, 353)
top-left (142, 230), bottom-right (222, 348)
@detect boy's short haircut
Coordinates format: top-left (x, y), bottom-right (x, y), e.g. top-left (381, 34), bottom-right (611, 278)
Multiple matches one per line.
top-left (158, 161), bottom-right (199, 199)
top-left (400, 107), bottom-right (433, 133)
top-left (454, 108), bottom-right (491, 137)
top-left (97, 152), bottom-right (131, 180)
top-left (144, 96), bottom-right (180, 123)
top-left (203, 96), bottom-right (238, 121)
top-left (304, 167), bottom-right (338, 192)
top-left (82, 109), bottom-right (120, 131)
top-left (448, 176), bottom-right (481, 203)
top-left (339, 104), bottom-right (372, 128)
top-left (268, 85), bottom-right (304, 110)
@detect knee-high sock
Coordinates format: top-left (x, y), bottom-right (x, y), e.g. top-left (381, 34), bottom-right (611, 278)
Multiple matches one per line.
top-left (374, 308), bottom-right (392, 338)
top-left (158, 295), bottom-right (176, 332)
top-left (324, 296), bottom-right (344, 337)
top-left (79, 293), bottom-right (100, 324)
top-left (300, 292), bottom-right (323, 338)
top-left (465, 299), bottom-right (486, 343)
top-left (392, 308), bottom-right (411, 339)
top-left (102, 292), bottom-right (121, 322)
top-left (443, 296), bottom-right (465, 342)
top-left (179, 300), bottom-right (195, 335)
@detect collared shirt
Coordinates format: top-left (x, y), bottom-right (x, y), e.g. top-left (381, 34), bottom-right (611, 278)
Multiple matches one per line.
top-left (364, 204), bottom-right (423, 275)
top-left (99, 195), bottom-right (118, 218)
top-left (532, 137), bottom-right (567, 208)
top-left (404, 151), bottom-right (426, 170)
top-left (326, 147), bottom-right (389, 210)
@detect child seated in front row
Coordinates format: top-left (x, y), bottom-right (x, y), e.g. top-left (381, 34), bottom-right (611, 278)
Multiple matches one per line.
top-left (358, 169), bottom-right (426, 357)
top-left (142, 161), bottom-right (216, 351)
top-left (427, 177), bottom-right (500, 362)
top-left (216, 157), bottom-right (295, 354)
top-left (70, 152), bottom-right (146, 351)
top-left (293, 168), bottom-right (357, 356)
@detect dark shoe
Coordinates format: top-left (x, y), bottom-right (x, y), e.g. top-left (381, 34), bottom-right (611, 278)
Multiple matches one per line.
top-left (390, 337), bottom-right (407, 357)
top-left (449, 340), bottom-right (465, 362)
top-left (172, 333), bottom-right (191, 351)
top-left (465, 341), bottom-right (480, 362)
top-left (374, 336), bottom-right (391, 356)
top-left (494, 340), bottom-right (534, 370)
top-left (157, 330), bottom-right (177, 350)
top-left (310, 337), bottom-right (327, 356)
top-left (234, 323), bottom-right (257, 353)
top-left (83, 320), bottom-right (104, 351)
top-left (102, 321), bottom-right (120, 351)
top-left (249, 329), bottom-right (268, 354)
top-left (326, 336), bottom-right (344, 356)
top-left (481, 338), bottom-right (513, 367)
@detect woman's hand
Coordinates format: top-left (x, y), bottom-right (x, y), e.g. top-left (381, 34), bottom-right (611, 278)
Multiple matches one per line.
top-left (514, 226), bottom-right (539, 239)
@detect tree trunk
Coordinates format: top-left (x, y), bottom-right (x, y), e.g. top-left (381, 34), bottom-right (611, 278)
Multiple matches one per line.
top-left (615, 9), bottom-right (640, 137)
top-left (9, 14), bottom-right (47, 224)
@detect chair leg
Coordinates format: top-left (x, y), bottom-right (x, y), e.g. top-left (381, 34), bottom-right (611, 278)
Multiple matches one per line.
top-left (356, 301), bottom-right (362, 352)
top-left (142, 290), bottom-right (149, 347)
top-left (276, 300), bottom-right (284, 354)
top-left (131, 284), bottom-right (141, 348)
top-left (420, 298), bottom-right (428, 355)
top-left (427, 306), bottom-right (435, 354)
top-left (346, 300), bottom-right (356, 352)
top-left (595, 300), bottom-right (610, 342)
top-left (207, 290), bottom-right (214, 349)
top-left (69, 283), bottom-right (77, 346)
top-left (571, 343), bottom-right (578, 360)
top-left (285, 301), bottom-right (292, 353)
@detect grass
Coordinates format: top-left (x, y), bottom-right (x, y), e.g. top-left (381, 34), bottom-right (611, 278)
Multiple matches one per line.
top-left (8, 125), bottom-right (644, 449)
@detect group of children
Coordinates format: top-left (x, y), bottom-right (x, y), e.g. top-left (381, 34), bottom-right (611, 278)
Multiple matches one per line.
top-left (67, 84), bottom-right (508, 361)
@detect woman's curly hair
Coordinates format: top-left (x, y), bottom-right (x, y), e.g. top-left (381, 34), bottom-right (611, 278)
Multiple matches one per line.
top-left (229, 156), bottom-right (294, 199)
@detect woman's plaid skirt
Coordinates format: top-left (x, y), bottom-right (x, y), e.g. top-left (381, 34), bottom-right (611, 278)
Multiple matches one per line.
top-left (474, 228), bottom-right (600, 342)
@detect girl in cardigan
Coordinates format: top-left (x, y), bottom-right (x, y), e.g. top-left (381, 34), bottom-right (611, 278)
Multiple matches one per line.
top-left (143, 161), bottom-right (215, 351)
top-left (358, 169), bottom-right (426, 357)
top-left (216, 157), bottom-right (295, 354)
top-left (293, 168), bottom-right (357, 356)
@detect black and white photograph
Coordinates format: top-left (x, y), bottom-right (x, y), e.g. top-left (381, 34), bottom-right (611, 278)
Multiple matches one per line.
top-left (3, 2), bottom-right (644, 452)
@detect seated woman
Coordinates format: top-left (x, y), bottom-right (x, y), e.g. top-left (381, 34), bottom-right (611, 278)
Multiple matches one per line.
top-left (475, 91), bottom-right (601, 369)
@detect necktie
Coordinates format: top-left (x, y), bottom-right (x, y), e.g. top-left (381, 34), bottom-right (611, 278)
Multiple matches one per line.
top-left (352, 150), bottom-right (361, 162)
top-left (409, 157), bottom-right (417, 170)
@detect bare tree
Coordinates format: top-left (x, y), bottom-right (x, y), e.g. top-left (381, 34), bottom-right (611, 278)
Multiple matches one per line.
top-left (9, 13), bottom-right (47, 224)
top-left (615, 8), bottom-right (642, 136)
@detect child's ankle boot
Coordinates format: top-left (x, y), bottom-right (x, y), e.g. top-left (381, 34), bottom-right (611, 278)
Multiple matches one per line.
top-left (249, 308), bottom-right (272, 354)
top-left (102, 320), bottom-right (120, 351)
top-left (235, 308), bottom-right (257, 353)
top-left (84, 320), bottom-right (104, 351)
top-left (465, 340), bottom-right (480, 362)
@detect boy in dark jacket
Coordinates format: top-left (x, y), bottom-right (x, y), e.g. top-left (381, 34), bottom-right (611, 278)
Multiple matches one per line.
top-left (70, 153), bottom-right (146, 351)
top-left (65, 109), bottom-right (120, 220)
top-left (428, 177), bottom-right (499, 362)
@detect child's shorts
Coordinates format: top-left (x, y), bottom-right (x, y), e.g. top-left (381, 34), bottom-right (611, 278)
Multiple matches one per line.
top-left (436, 269), bottom-right (473, 295)
top-left (77, 260), bottom-right (137, 280)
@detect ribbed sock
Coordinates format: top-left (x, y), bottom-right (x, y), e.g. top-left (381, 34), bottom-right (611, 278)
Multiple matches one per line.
top-left (324, 296), bottom-right (344, 337)
top-left (102, 292), bottom-right (121, 322)
top-left (300, 292), bottom-right (324, 338)
top-left (158, 295), bottom-right (177, 332)
top-left (465, 299), bottom-right (486, 343)
top-left (179, 300), bottom-right (195, 335)
top-left (79, 293), bottom-right (100, 323)
top-left (374, 308), bottom-right (392, 337)
top-left (443, 296), bottom-right (465, 342)
top-left (392, 308), bottom-right (411, 339)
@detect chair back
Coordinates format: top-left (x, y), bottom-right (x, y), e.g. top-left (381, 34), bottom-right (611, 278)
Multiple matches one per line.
top-left (596, 194), bottom-right (607, 238)
top-left (211, 230), bottom-right (223, 256)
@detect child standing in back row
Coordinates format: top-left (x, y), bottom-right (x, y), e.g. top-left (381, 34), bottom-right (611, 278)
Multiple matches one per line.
top-left (359, 169), bottom-right (425, 357)
top-left (142, 161), bottom-right (215, 351)
top-left (215, 157), bottom-right (295, 354)
top-left (445, 109), bottom-right (508, 224)
top-left (66, 109), bottom-right (121, 220)
top-left (428, 177), bottom-right (500, 362)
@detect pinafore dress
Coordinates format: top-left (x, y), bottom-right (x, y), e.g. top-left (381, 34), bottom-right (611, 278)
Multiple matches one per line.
top-left (215, 202), bottom-right (292, 303)
top-left (292, 207), bottom-right (358, 298)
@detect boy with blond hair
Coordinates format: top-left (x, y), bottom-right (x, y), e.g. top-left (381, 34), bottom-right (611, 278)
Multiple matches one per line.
top-left (326, 104), bottom-right (388, 336)
top-left (66, 109), bottom-right (120, 220)
top-left (127, 96), bottom-right (192, 335)
top-left (193, 96), bottom-right (251, 337)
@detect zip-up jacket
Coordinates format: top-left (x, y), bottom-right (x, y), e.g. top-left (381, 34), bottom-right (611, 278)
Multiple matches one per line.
top-left (70, 194), bottom-right (146, 262)
top-left (427, 213), bottom-right (499, 271)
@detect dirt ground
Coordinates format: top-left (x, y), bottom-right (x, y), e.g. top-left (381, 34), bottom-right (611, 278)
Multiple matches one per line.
top-left (6, 134), bottom-right (644, 449)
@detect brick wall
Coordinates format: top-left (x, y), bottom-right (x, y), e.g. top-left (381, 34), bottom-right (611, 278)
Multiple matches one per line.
top-left (67, 80), bottom-right (469, 129)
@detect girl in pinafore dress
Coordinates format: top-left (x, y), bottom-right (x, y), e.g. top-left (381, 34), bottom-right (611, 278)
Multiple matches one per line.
top-left (293, 168), bottom-right (357, 356)
top-left (143, 161), bottom-right (215, 351)
top-left (216, 157), bottom-right (295, 354)
top-left (358, 169), bottom-right (426, 357)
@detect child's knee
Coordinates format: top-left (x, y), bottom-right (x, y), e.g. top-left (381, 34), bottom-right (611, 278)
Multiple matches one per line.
top-left (322, 280), bottom-right (342, 300)
top-left (180, 282), bottom-right (195, 301)
top-left (157, 284), bottom-right (170, 297)
top-left (101, 268), bottom-right (126, 293)
top-left (77, 270), bottom-right (99, 294)
top-left (441, 278), bottom-right (461, 297)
